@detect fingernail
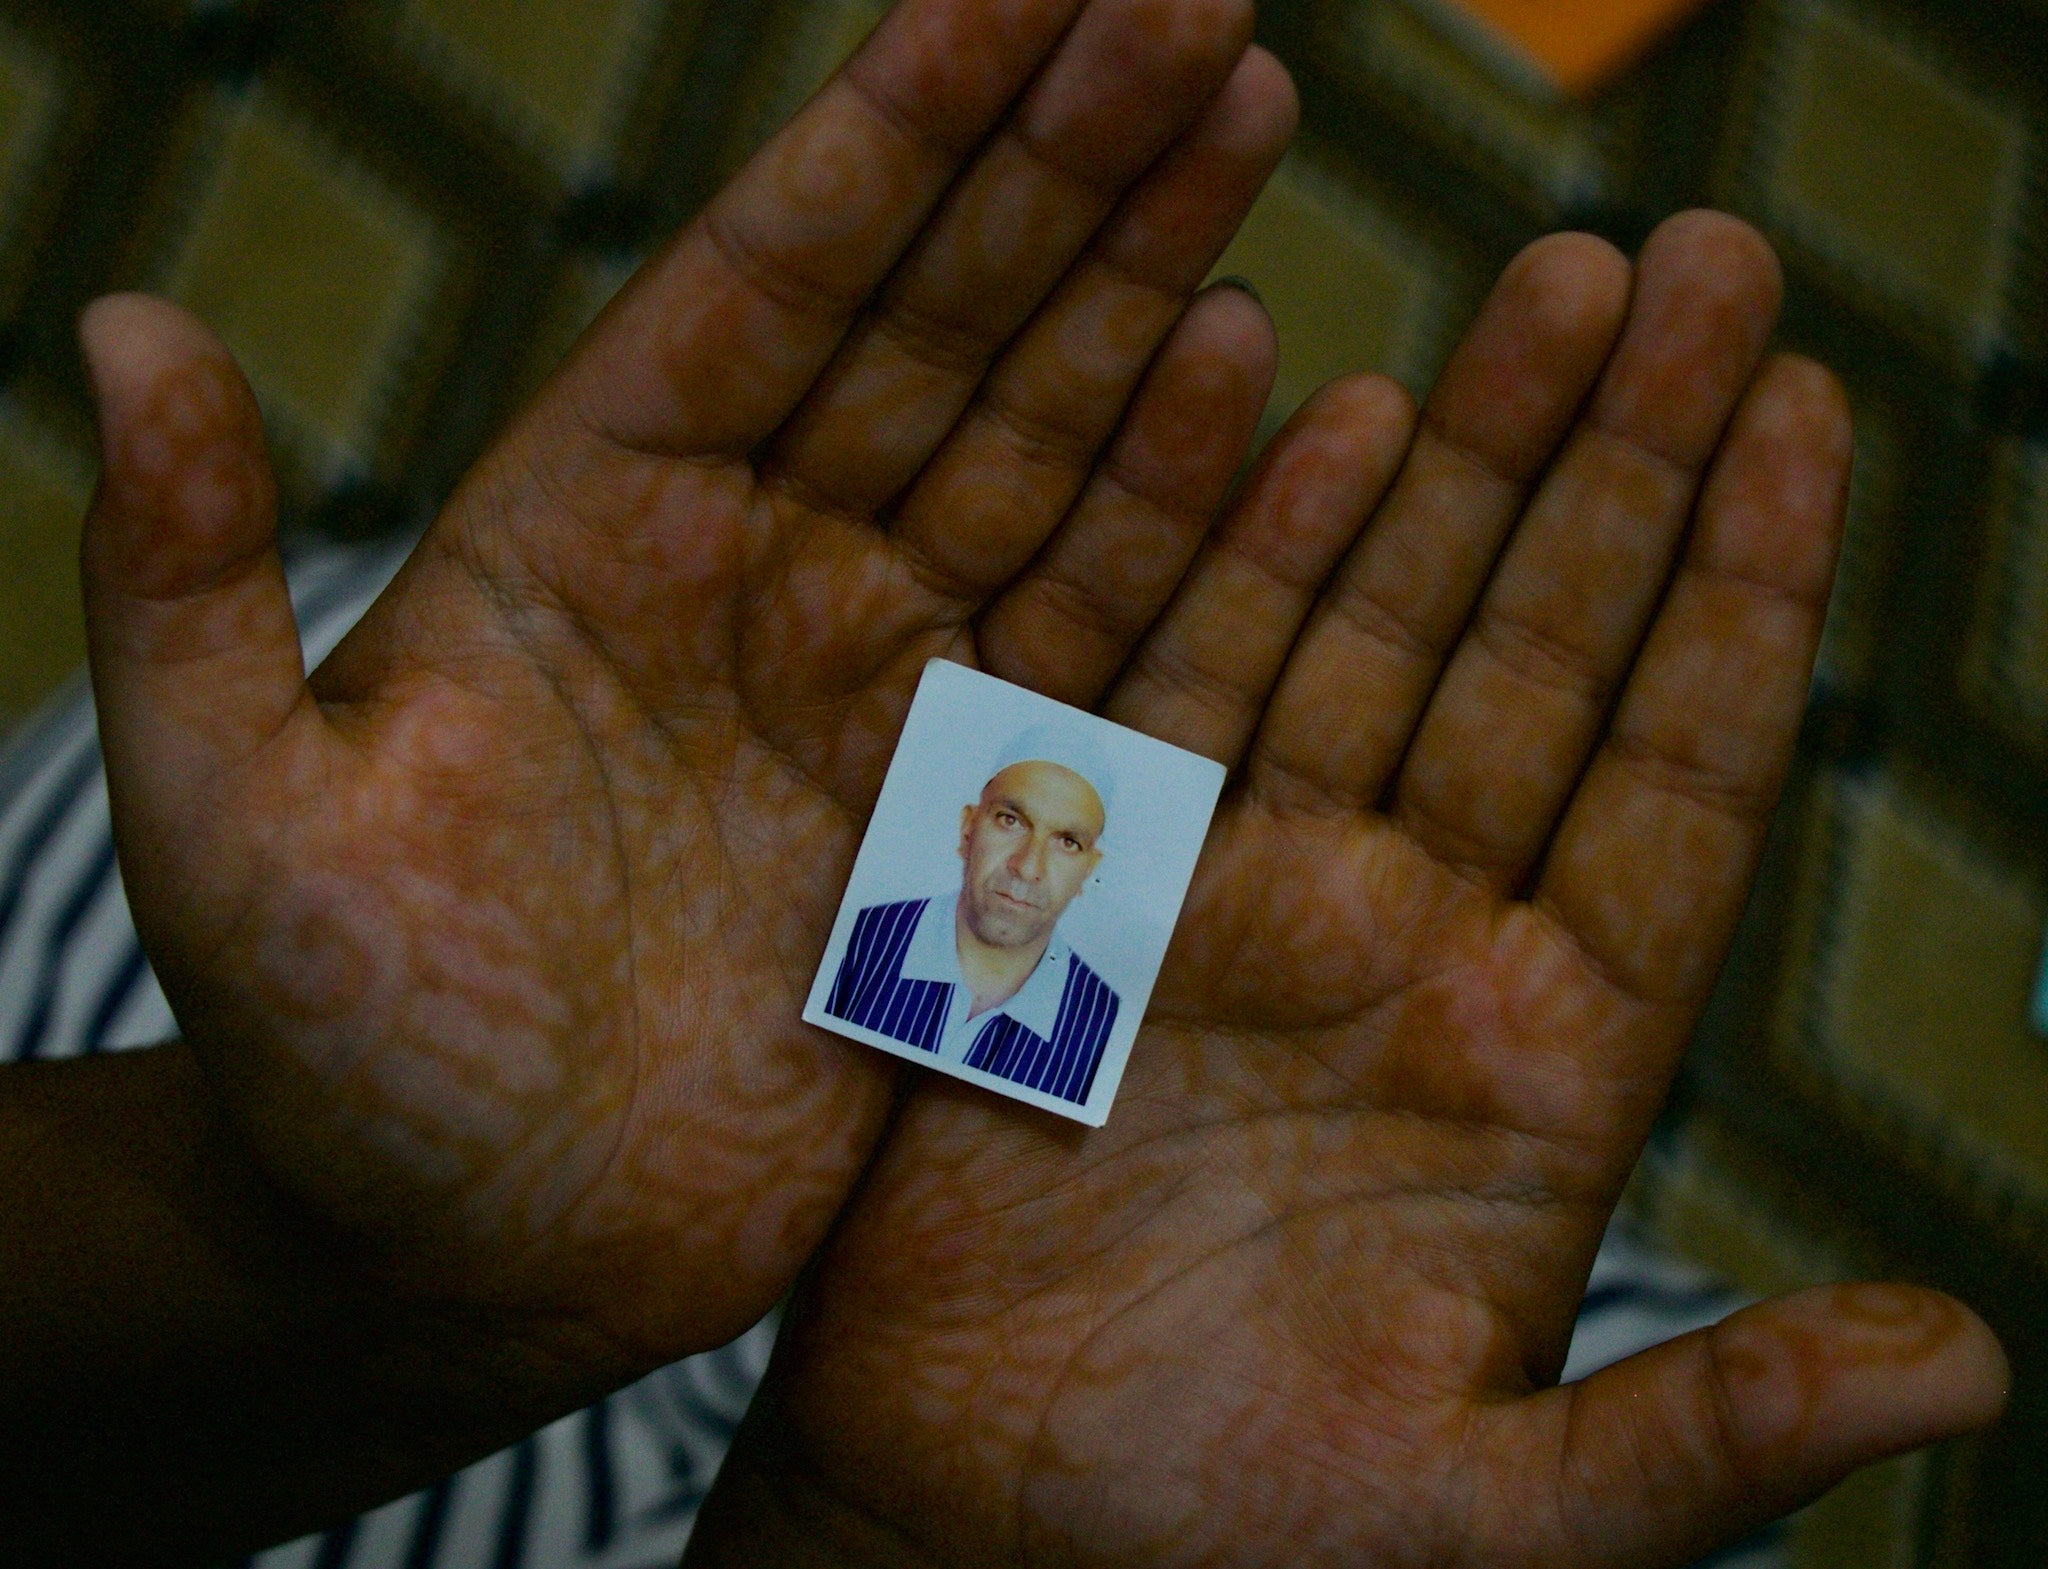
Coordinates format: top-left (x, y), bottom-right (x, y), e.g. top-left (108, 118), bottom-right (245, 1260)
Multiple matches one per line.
top-left (1211, 274), bottom-right (1265, 307)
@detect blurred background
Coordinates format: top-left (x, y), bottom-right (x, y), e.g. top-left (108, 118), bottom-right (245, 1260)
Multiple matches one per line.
top-left (0, 0), bottom-right (2043, 1563)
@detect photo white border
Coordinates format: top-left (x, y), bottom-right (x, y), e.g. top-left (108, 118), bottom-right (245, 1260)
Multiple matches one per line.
top-left (803, 660), bottom-right (1226, 1126)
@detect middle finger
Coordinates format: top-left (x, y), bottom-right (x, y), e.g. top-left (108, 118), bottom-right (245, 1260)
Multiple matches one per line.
top-left (759, 0), bottom-right (1256, 519)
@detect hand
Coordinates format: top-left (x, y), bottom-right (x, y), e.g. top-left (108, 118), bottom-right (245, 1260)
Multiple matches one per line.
top-left (78, 0), bottom-right (1291, 1403)
top-left (687, 215), bottom-right (2011, 1568)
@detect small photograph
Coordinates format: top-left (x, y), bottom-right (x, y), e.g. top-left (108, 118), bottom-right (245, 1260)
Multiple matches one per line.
top-left (804, 660), bottom-right (1226, 1126)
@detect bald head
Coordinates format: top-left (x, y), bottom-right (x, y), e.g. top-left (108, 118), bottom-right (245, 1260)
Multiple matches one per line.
top-left (957, 761), bottom-right (1105, 950)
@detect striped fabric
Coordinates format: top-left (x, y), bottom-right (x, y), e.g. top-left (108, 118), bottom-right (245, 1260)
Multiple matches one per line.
top-left (826, 896), bottom-right (1119, 1105)
top-left (827, 900), bottom-right (952, 1054)
top-left (0, 538), bottom-right (1777, 1569)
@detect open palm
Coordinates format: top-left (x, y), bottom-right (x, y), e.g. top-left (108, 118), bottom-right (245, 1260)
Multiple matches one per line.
top-left (80, 0), bottom-right (1291, 1401)
top-left (687, 218), bottom-right (2009, 1568)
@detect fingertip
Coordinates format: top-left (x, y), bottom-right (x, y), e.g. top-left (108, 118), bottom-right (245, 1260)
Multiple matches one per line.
top-left (1918, 1291), bottom-right (2012, 1433)
top-left (1699, 351), bottom-right (1855, 593)
top-left (1202, 270), bottom-right (1272, 324)
top-left (1760, 351), bottom-right (1852, 436)
top-left (1720, 1284), bottom-right (2012, 1473)
top-left (1425, 229), bottom-right (1633, 479)
top-left (1641, 205), bottom-right (1775, 256)
top-left (1550, 227), bottom-right (1632, 272)
top-left (1761, 355), bottom-right (1855, 515)
top-left (79, 290), bottom-right (173, 348)
top-left (1222, 44), bottom-right (1300, 149)
top-left (79, 294), bottom-right (231, 409)
top-left (1023, 0), bottom-right (1253, 145)
top-left (1318, 369), bottom-right (1419, 442)
top-left (1236, 373), bottom-right (1413, 574)
top-left (78, 291), bottom-right (147, 367)
top-left (78, 295), bottom-right (262, 498)
top-left (77, 295), bottom-right (275, 605)
top-left (1505, 229), bottom-right (1633, 333)
top-left (1640, 208), bottom-right (1785, 314)
top-left (1191, 276), bottom-right (1279, 388)
top-left (1271, 372), bottom-right (1417, 485)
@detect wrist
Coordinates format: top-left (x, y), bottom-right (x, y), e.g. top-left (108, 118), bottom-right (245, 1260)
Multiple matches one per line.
top-left (0, 1043), bottom-right (605, 1564)
top-left (686, 1390), bottom-right (942, 1569)
top-left (166, 1022), bottom-right (650, 1414)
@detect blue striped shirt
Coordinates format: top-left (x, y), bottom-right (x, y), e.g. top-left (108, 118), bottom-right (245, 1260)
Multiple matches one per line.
top-left (826, 895), bottom-right (1118, 1107)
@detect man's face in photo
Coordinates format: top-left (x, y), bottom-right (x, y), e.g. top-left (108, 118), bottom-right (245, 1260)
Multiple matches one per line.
top-left (957, 761), bottom-right (1105, 950)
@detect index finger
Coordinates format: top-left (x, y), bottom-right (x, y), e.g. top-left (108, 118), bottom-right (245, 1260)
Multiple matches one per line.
top-left (553, 0), bottom-right (1096, 458)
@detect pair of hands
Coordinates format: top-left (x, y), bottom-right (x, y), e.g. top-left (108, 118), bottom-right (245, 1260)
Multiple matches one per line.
top-left (74, 0), bottom-right (2005, 1562)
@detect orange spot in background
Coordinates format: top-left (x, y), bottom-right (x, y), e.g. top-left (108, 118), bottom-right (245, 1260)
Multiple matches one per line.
top-left (1442, 0), bottom-right (1718, 96)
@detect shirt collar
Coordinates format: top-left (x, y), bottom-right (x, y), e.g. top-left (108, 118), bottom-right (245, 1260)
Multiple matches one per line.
top-left (898, 891), bottom-right (1070, 1039)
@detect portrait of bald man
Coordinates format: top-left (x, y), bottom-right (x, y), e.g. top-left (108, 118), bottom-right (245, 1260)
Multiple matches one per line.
top-left (822, 751), bottom-right (1121, 1108)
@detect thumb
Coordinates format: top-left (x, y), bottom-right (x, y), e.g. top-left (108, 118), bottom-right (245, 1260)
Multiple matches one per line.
top-left (1520, 1283), bottom-right (2008, 1567)
top-left (78, 295), bottom-right (309, 898)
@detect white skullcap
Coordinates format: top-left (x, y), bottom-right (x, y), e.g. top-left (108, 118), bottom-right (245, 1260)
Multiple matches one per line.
top-left (985, 722), bottom-right (1116, 822)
